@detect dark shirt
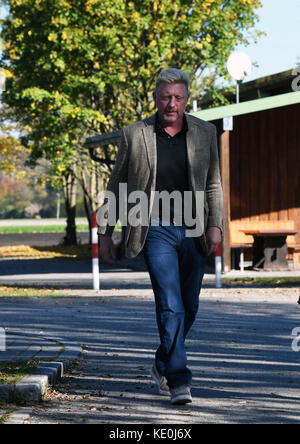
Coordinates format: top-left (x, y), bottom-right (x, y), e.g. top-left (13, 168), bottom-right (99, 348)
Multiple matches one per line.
top-left (154, 114), bottom-right (190, 223)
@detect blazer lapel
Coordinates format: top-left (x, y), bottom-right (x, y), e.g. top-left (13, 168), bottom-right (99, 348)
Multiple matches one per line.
top-left (186, 119), bottom-right (197, 191)
top-left (142, 115), bottom-right (157, 180)
top-left (185, 114), bottom-right (208, 191)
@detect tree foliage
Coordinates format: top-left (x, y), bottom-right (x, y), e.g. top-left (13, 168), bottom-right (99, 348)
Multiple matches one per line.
top-left (0, 0), bottom-right (262, 236)
top-left (1, 0), bottom-right (263, 148)
top-left (0, 133), bottom-right (28, 178)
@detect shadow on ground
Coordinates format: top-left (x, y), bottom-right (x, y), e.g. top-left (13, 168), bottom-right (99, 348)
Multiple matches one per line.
top-left (1, 294), bottom-right (299, 423)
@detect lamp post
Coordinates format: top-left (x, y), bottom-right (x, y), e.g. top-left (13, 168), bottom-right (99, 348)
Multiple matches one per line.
top-left (221, 51), bottom-right (252, 274)
top-left (226, 51), bottom-right (252, 103)
top-left (0, 71), bottom-right (5, 94)
top-left (56, 192), bottom-right (61, 219)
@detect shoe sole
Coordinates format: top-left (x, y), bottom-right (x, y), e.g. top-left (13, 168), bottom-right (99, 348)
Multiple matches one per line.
top-left (171, 394), bottom-right (193, 405)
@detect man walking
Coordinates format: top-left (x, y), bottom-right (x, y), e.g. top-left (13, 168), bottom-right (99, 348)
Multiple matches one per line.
top-left (97, 68), bottom-right (223, 405)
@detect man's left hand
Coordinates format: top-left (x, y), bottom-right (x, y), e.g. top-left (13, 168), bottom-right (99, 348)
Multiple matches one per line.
top-left (206, 227), bottom-right (222, 256)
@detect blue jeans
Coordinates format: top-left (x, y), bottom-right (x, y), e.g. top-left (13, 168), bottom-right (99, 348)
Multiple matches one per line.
top-left (143, 221), bottom-right (206, 388)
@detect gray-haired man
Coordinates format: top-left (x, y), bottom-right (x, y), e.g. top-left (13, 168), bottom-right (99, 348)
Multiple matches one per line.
top-left (98, 68), bottom-right (223, 405)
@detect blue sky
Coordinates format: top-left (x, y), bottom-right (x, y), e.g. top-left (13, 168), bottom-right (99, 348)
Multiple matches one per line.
top-left (236, 0), bottom-right (300, 81)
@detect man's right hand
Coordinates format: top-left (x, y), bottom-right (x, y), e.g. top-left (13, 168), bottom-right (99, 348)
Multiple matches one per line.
top-left (99, 235), bottom-right (116, 264)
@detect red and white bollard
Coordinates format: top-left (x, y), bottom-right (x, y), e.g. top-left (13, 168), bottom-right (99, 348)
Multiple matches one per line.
top-left (215, 242), bottom-right (222, 288)
top-left (91, 212), bottom-right (100, 290)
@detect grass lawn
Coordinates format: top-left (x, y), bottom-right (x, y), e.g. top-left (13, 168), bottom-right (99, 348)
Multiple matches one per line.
top-left (0, 224), bottom-right (89, 234)
top-left (0, 286), bottom-right (67, 297)
top-left (0, 220), bottom-right (122, 234)
top-left (0, 407), bottom-right (16, 423)
top-left (0, 360), bottom-right (40, 386)
top-left (222, 276), bottom-right (300, 286)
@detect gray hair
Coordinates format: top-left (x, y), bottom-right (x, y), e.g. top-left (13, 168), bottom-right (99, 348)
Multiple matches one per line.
top-left (155, 68), bottom-right (190, 91)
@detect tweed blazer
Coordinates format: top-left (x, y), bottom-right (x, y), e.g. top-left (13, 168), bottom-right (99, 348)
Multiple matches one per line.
top-left (97, 113), bottom-right (223, 258)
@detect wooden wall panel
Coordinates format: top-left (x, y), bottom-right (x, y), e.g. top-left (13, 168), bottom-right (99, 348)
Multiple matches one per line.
top-left (230, 102), bottom-right (300, 244)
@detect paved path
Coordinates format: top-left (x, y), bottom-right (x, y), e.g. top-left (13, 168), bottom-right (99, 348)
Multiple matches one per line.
top-left (0, 331), bottom-right (65, 362)
top-left (1, 287), bottom-right (300, 424)
top-left (0, 232), bottom-right (90, 247)
top-left (1, 249), bottom-right (300, 423)
top-left (1, 254), bottom-right (300, 290)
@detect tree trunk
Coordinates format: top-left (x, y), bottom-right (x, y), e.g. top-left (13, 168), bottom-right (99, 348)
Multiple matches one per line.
top-left (80, 163), bottom-right (105, 244)
top-left (62, 168), bottom-right (77, 245)
top-left (83, 191), bottom-right (92, 244)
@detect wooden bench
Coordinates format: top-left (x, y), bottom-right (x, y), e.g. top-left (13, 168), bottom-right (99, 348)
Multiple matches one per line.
top-left (230, 220), bottom-right (298, 271)
top-left (288, 245), bottom-right (300, 270)
top-left (231, 244), bottom-right (252, 271)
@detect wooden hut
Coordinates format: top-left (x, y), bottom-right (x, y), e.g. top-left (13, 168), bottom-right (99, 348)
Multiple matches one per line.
top-left (193, 90), bottom-right (300, 271)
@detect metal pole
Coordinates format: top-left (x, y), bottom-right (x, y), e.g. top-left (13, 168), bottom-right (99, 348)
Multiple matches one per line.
top-left (236, 80), bottom-right (242, 104)
top-left (0, 73), bottom-right (6, 94)
top-left (215, 242), bottom-right (222, 288)
top-left (91, 212), bottom-right (100, 290)
top-left (56, 192), bottom-right (61, 219)
top-left (240, 248), bottom-right (245, 272)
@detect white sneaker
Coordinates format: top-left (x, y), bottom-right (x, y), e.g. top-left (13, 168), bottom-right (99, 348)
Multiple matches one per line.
top-left (170, 385), bottom-right (192, 405)
top-left (151, 364), bottom-right (170, 396)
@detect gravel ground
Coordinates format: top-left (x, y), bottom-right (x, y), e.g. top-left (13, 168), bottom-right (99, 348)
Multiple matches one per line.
top-left (1, 288), bottom-right (299, 424)
top-left (1, 231), bottom-right (300, 424)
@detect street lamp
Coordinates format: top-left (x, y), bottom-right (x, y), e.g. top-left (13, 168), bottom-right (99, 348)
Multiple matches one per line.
top-left (227, 51), bottom-right (252, 103)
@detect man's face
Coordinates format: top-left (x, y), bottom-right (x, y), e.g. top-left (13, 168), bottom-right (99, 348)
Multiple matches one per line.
top-left (153, 82), bottom-right (189, 125)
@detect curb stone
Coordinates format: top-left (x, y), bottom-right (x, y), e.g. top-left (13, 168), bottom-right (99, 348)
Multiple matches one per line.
top-left (0, 332), bottom-right (82, 405)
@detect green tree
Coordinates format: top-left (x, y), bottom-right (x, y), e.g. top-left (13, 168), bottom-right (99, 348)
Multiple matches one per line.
top-left (0, 133), bottom-right (61, 220)
top-left (0, 0), bottom-right (263, 241)
top-left (0, 133), bottom-right (27, 178)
